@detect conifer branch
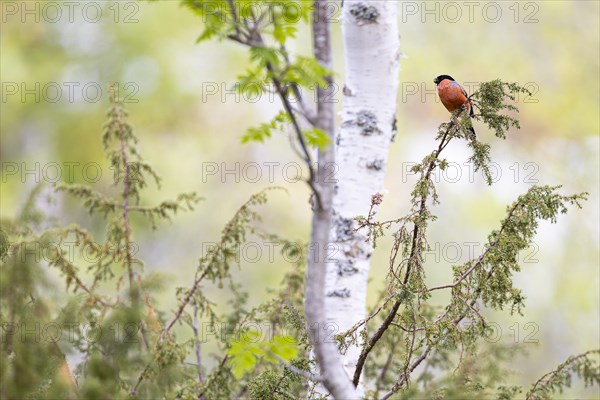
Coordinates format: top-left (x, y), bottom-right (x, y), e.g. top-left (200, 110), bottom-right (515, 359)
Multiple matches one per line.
top-left (353, 121), bottom-right (456, 386)
top-left (526, 349), bottom-right (600, 399)
top-left (380, 185), bottom-right (588, 398)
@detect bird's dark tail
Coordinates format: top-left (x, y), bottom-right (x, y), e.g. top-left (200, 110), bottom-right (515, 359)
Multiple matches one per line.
top-left (467, 101), bottom-right (475, 136)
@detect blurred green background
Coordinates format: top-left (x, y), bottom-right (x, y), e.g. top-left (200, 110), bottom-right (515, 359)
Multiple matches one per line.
top-left (1, 1), bottom-right (598, 396)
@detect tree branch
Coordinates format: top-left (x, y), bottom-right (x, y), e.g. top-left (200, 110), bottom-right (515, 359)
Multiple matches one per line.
top-left (378, 196), bottom-right (546, 398)
top-left (224, 2), bottom-right (321, 208)
top-left (526, 350), bottom-right (600, 399)
top-left (427, 203), bottom-right (520, 292)
top-left (353, 123), bottom-right (455, 386)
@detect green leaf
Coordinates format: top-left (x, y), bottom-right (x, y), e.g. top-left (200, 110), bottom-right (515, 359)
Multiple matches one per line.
top-left (304, 128), bottom-right (331, 150)
top-left (241, 111), bottom-right (290, 144)
top-left (227, 329), bottom-right (264, 378)
top-left (250, 47), bottom-right (281, 68)
top-left (184, 0), bottom-right (235, 43)
top-left (269, 335), bottom-right (298, 361)
top-left (273, 23), bottom-right (297, 45)
top-left (229, 350), bottom-right (257, 379)
top-left (242, 124), bottom-right (272, 144)
top-left (283, 56), bottom-right (331, 88)
top-left (227, 332), bottom-right (299, 378)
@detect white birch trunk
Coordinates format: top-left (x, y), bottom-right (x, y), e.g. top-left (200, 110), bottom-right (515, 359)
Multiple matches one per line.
top-left (304, 2), bottom-right (358, 399)
top-left (323, 0), bottom-right (401, 394)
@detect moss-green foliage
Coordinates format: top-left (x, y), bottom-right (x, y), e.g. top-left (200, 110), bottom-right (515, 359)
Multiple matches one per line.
top-left (246, 363), bottom-right (307, 400)
top-left (1, 94), bottom-right (309, 398)
top-left (0, 186), bottom-right (77, 399)
top-left (473, 80), bottom-right (532, 139)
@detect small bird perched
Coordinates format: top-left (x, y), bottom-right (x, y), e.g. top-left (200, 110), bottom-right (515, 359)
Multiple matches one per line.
top-left (433, 74), bottom-right (475, 135)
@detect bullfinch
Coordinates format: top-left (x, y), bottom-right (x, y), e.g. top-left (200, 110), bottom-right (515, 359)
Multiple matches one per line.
top-left (434, 74), bottom-right (475, 136)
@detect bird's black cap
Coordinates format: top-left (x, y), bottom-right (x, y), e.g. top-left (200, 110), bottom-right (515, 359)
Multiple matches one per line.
top-left (434, 75), bottom-right (455, 84)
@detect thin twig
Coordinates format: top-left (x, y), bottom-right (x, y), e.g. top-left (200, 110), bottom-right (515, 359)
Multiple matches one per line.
top-left (380, 201), bottom-right (527, 399)
top-left (227, 0), bottom-right (244, 39)
top-left (271, 354), bottom-right (324, 382)
top-left (400, 304), bottom-right (419, 389)
top-left (427, 203), bottom-right (520, 292)
top-left (374, 342), bottom-right (396, 397)
top-left (114, 101), bottom-right (138, 305)
top-left (353, 123), bottom-right (455, 386)
top-left (224, 4), bottom-right (322, 209)
top-left (344, 291), bottom-right (397, 337)
top-left (131, 190), bottom-right (270, 395)
top-left (192, 304), bottom-right (205, 399)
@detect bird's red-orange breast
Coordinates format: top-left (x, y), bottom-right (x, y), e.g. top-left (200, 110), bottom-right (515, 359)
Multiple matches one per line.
top-left (436, 79), bottom-right (470, 113)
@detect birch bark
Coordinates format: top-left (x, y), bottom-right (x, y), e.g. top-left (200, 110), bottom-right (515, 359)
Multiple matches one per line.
top-left (303, 1), bottom-right (358, 399)
top-left (324, 0), bottom-right (401, 393)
